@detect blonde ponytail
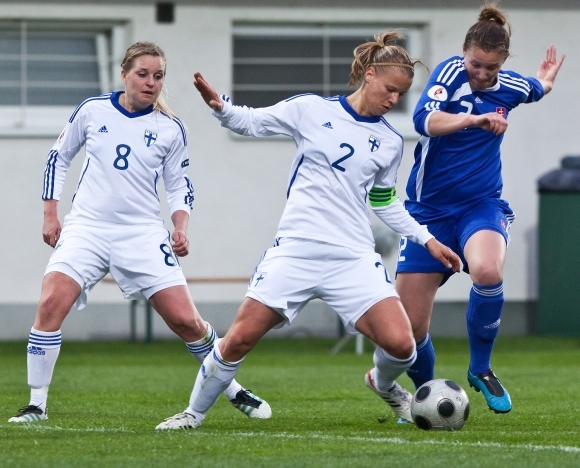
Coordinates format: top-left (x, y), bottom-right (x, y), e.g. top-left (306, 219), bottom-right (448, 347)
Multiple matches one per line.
top-left (349, 30), bottom-right (422, 86)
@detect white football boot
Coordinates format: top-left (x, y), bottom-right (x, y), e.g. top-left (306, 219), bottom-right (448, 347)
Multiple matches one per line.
top-left (365, 370), bottom-right (413, 423)
top-left (155, 412), bottom-right (200, 430)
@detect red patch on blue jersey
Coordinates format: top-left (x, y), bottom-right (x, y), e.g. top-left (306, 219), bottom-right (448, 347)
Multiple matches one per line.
top-left (500, 219), bottom-right (507, 230)
top-left (496, 107), bottom-right (507, 118)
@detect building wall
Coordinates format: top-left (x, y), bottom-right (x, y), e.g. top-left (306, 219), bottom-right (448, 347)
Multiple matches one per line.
top-left (0, 2), bottom-right (577, 338)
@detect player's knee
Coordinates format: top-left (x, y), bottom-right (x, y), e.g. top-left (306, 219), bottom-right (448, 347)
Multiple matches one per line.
top-left (35, 299), bottom-right (68, 331)
top-left (393, 338), bottom-right (416, 360)
top-left (470, 262), bottom-right (503, 285)
top-left (166, 315), bottom-right (203, 339)
top-left (219, 334), bottom-right (252, 362)
top-left (223, 332), bottom-right (251, 353)
top-left (378, 333), bottom-right (415, 360)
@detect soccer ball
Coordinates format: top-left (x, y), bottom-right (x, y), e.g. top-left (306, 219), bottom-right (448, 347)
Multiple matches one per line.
top-left (411, 379), bottom-right (470, 431)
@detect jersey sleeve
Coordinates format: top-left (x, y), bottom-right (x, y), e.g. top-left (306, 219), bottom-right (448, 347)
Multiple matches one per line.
top-left (42, 105), bottom-right (87, 200)
top-left (162, 119), bottom-right (194, 216)
top-left (211, 94), bottom-right (316, 140)
top-left (525, 77), bottom-right (545, 103)
top-left (372, 200), bottom-right (433, 246)
top-left (413, 57), bottom-right (464, 137)
top-left (502, 71), bottom-right (545, 104)
top-left (369, 142), bottom-right (432, 246)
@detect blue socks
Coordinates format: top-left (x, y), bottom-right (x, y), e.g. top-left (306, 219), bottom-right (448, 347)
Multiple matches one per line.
top-left (467, 282), bottom-right (503, 375)
top-left (406, 333), bottom-right (435, 390)
top-left (405, 281), bottom-right (503, 387)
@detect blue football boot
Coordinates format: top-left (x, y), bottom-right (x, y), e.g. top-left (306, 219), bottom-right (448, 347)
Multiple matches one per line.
top-left (467, 368), bottom-right (512, 413)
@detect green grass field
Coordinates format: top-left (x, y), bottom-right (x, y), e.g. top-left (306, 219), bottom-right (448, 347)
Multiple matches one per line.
top-left (1, 337), bottom-right (579, 467)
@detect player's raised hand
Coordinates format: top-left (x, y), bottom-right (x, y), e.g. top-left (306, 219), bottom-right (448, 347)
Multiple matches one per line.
top-left (425, 238), bottom-right (461, 272)
top-left (193, 72), bottom-right (224, 112)
top-left (536, 45), bottom-right (565, 94)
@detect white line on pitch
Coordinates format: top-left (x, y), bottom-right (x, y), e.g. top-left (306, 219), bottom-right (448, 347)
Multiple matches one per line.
top-left (5, 426), bottom-right (580, 454)
top-left (217, 431), bottom-right (580, 454)
top-left (0, 424), bottom-right (134, 433)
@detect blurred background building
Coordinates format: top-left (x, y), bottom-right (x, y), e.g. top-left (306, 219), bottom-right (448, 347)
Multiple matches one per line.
top-left (0, 0), bottom-right (577, 340)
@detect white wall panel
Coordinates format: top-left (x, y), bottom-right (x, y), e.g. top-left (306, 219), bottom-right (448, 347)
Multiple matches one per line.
top-left (0, 3), bottom-right (576, 310)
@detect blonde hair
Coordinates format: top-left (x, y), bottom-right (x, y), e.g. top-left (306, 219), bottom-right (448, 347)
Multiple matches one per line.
top-left (349, 30), bottom-right (422, 86)
top-left (464, 3), bottom-right (511, 59)
top-left (121, 41), bottom-right (176, 118)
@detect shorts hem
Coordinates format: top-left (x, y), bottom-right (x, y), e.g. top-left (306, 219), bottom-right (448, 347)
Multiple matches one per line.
top-left (44, 263), bottom-right (88, 310)
top-left (139, 275), bottom-right (188, 301)
top-left (45, 262), bottom-right (84, 288)
top-left (346, 291), bottom-right (399, 333)
top-left (245, 291), bottom-right (289, 328)
top-left (396, 264), bottom-right (451, 274)
top-left (461, 225), bottom-right (509, 249)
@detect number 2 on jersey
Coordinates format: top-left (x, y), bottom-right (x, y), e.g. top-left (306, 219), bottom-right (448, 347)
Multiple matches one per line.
top-left (331, 143), bottom-right (354, 172)
top-left (113, 144), bottom-right (131, 170)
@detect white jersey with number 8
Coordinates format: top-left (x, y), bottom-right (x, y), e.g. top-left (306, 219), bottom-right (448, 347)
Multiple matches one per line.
top-left (42, 91), bottom-right (193, 228)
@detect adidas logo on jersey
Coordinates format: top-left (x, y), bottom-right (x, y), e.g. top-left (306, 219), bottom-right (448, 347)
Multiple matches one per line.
top-left (322, 122), bottom-right (333, 129)
top-left (98, 126), bottom-right (108, 133)
top-left (475, 97), bottom-right (483, 104)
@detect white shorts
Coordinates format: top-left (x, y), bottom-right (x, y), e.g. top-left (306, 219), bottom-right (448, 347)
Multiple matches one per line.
top-left (45, 223), bottom-right (187, 309)
top-left (246, 238), bottom-right (398, 333)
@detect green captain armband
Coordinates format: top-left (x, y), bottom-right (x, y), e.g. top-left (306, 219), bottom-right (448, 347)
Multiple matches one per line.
top-left (369, 186), bottom-right (397, 207)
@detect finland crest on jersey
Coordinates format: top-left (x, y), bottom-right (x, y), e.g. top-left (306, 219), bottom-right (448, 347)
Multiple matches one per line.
top-left (368, 135), bottom-right (380, 152)
top-left (144, 129), bottom-right (157, 147)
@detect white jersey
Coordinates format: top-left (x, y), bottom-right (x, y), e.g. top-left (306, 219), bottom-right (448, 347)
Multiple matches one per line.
top-left (214, 94), bottom-right (431, 252)
top-left (42, 91), bottom-right (193, 227)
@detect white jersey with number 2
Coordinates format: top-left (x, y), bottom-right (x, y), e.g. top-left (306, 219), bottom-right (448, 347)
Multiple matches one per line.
top-left (213, 93), bottom-right (432, 252)
top-left (42, 91), bottom-right (194, 227)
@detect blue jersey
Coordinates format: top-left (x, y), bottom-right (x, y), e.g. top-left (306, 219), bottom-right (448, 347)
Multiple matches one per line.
top-left (406, 56), bottom-right (544, 212)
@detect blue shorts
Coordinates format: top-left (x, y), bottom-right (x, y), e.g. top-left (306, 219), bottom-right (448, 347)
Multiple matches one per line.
top-left (396, 198), bottom-right (514, 284)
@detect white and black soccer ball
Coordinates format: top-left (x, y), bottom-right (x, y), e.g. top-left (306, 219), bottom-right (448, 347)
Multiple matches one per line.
top-left (411, 379), bottom-right (470, 431)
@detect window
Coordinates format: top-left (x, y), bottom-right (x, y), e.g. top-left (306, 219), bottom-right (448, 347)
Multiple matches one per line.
top-left (232, 23), bottom-right (426, 136)
top-left (0, 20), bottom-right (126, 136)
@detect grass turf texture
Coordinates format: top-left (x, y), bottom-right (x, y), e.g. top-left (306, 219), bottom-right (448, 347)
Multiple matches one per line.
top-left (1, 337), bottom-right (579, 468)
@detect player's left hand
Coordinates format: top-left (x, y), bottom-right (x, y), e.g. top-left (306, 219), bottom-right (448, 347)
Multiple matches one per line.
top-left (193, 72), bottom-right (224, 112)
top-left (425, 238), bottom-right (461, 272)
top-left (171, 230), bottom-right (189, 257)
top-left (536, 44), bottom-right (565, 93)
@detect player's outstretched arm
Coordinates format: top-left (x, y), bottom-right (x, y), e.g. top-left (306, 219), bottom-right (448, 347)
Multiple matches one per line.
top-left (42, 199), bottom-right (61, 247)
top-left (536, 44), bottom-right (565, 94)
top-left (425, 238), bottom-right (461, 272)
top-left (193, 72), bottom-right (224, 112)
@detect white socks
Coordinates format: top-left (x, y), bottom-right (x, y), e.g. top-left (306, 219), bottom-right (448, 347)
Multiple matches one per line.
top-left (186, 339), bottom-right (243, 422)
top-left (27, 328), bottom-right (62, 412)
top-left (184, 323), bottom-right (242, 400)
top-left (372, 346), bottom-right (416, 391)
top-left (184, 321), bottom-right (217, 361)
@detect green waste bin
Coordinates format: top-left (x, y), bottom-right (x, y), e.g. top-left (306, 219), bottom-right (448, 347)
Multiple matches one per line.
top-left (537, 155), bottom-right (580, 336)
